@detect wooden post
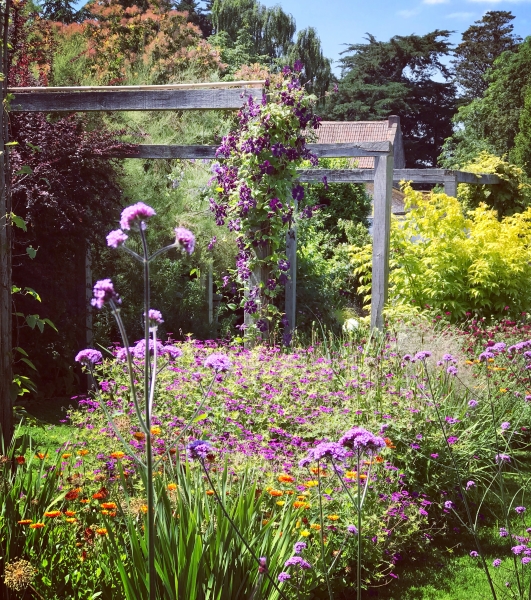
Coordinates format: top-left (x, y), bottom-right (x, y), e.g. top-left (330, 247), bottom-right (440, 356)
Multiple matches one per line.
top-left (371, 152), bottom-right (393, 331)
top-left (443, 172), bottom-right (458, 198)
top-left (285, 227), bottom-right (297, 340)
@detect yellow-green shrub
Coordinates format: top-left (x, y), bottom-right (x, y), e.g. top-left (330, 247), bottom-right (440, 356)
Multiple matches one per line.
top-left (351, 183), bottom-right (531, 320)
top-left (458, 151), bottom-right (531, 217)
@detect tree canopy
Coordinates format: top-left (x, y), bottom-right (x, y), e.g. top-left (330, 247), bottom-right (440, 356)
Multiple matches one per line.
top-left (452, 10), bottom-right (521, 101)
top-left (325, 31), bottom-right (456, 167)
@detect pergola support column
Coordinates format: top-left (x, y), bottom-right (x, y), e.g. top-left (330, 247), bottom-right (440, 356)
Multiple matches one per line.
top-left (371, 152), bottom-right (393, 331)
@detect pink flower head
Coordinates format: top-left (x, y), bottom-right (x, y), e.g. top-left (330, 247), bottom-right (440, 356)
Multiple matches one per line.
top-left (204, 353), bottom-right (231, 372)
top-left (144, 309), bottom-right (164, 325)
top-left (120, 202), bottom-right (156, 231)
top-left (338, 427), bottom-right (386, 455)
top-left (106, 229), bottom-right (128, 248)
top-left (91, 279), bottom-right (120, 309)
top-left (75, 349), bottom-right (103, 365)
top-left (174, 227), bottom-right (195, 254)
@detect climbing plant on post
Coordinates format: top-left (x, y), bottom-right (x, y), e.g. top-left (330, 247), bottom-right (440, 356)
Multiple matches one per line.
top-left (210, 62), bottom-right (321, 344)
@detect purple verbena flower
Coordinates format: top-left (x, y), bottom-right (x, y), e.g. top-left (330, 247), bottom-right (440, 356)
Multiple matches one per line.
top-left (145, 309), bottom-right (164, 325)
top-left (75, 349), bottom-right (103, 366)
top-left (106, 229), bottom-right (128, 248)
top-left (299, 442), bottom-right (347, 468)
top-left (91, 279), bottom-right (120, 309)
top-left (495, 454), bottom-right (511, 464)
top-left (187, 440), bottom-right (213, 460)
top-left (293, 542), bottom-right (307, 554)
top-left (414, 351), bottom-right (432, 361)
top-left (500, 528), bottom-right (508, 537)
top-left (512, 545), bottom-right (527, 555)
top-left (161, 346), bottom-right (183, 360)
top-left (522, 557), bottom-right (531, 565)
top-left (468, 399), bottom-right (478, 408)
top-left (278, 572), bottom-right (291, 582)
top-left (470, 551), bottom-right (479, 558)
top-left (347, 525), bottom-right (358, 535)
top-left (516, 506), bottom-right (527, 514)
top-left (501, 422), bottom-right (511, 431)
top-left (120, 202), bottom-right (156, 231)
top-left (338, 427), bottom-right (386, 455)
top-left (466, 481), bottom-right (475, 490)
top-left (444, 501), bottom-right (454, 509)
top-left (204, 353), bottom-right (232, 372)
top-left (493, 559), bottom-right (502, 568)
top-left (284, 556), bottom-right (311, 570)
top-left (174, 227), bottom-right (195, 254)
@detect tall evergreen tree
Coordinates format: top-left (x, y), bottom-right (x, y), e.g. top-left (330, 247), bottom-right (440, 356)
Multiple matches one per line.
top-left (326, 31), bottom-right (456, 167)
top-left (174, 0), bottom-right (212, 37)
top-left (452, 11), bottom-right (521, 101)
top-left (41, 0), bottom-right (79, 23)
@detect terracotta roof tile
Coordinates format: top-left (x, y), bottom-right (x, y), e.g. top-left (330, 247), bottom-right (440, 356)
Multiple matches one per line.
top-left (315, 121), bottom-right (394, 168)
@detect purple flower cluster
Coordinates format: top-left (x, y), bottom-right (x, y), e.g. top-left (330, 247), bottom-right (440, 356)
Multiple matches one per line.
top-left (204, 353), bottom-right (232, 372)
top-left (91, 279), bottom-right (120, 309)
top-left (120, 202), bottom-right (156, 231)
top-left (299, 442), bottom-right (347, 468)
top-left (174, 227), bottom-right (195, 254)
top-left (339, 427), bottom-right (386, 455)
top-left (145, 309), bottom-right (164, 325)
top-left (106, 229), bottom-right (128, 248)
top-left (75, 349), bottom-right (103, 366)
top-left (187, 440), bottom-right (213, 460)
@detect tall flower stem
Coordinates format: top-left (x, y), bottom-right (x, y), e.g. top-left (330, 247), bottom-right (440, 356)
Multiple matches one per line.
top-left (357, 450), bottom-right (362, 600)
top-left (317, 461), bottom-right (334, 600)
top-left (140, 227), bottom-right (156, 600)
top-left (200, 461), bottom-right (289, 600)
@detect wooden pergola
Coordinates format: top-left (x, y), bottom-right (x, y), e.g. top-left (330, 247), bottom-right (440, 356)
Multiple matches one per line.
top-left (0, 81), bottom-right (500, 438)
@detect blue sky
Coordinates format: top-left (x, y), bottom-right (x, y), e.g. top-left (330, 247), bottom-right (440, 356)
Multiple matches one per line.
top-left (260, 0), bottom-right (530, 73)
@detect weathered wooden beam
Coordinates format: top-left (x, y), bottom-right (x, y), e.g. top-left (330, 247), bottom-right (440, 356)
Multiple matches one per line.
top-left (10, 88), bottom-right (262, 112)
top-left (455, 171), bottom-right (500, 185)
top-left (285, 227), bottom-right (297, 339)
top-left (371, 154), bottom-right (393, 331)
top-left (297, 169), bottom-right (375, 183)
top-left (106, 142), bottom-right (392, 159)
top-left (443, 173), bottom-right (458, 198)
top-left (8, 80), bottom-right (265, 93)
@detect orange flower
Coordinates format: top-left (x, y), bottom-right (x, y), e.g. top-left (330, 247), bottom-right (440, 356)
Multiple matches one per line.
top-left (293, 501), bottom-right (310, 509)
top-left (80, 550), bottom-right (87, 562)
top-left (206, 490), bottom-right (214, 496)
top-left (375, 456), bottom-right (384, 463)
top-left (44, 511), bottom-right (61, 518)
top-left (65, 518), bottom-right (77, 524)
top-left (277, 474), bottom-right (295, 483)
top-left (310, 524), bottom-right (321, 530)
top-left (327, 514), bottom-right (340, 521)
top-left (64, 510), bottom-right (76, 517)
top-left (345, 471), bottom-right (357, 479)
top-left (140, 505), bottom-right (148, 514)
top-left (133, 432), bottom-right (146, 441)
top-left (285, 490), bottom-right (295, 495)
top-left (359, 474), bottom-right (367, 480)
top-left (384, 438), bottom-right (396, 449)
top-left (101, 502), bottom-right (117, 510)
top-left (80, 499), bottom-right (90, 504)
top-left (110, 451), bottom-right (125, 459)
top-left (18, 519), bottom-right (32, 525)
top-left (262, 519), bottom-right (269, 526)
top-left (169, 448), bottom-right (177, 455)
top-left (167, 483), bottom-right (177, 491)
top-left (92, 493), bottom-right (105, 500)
top-left (15, 456), bottom-right (25, 465)
top-left (77, 450), bottom-right (89, 456)
top-left (65, 489), bottom-right (79, 501)
top-left (297, 495), bottom-right (308, 501)
top-left (36, 453), bottom-right (47, 460)
top-left (30, 523), bottom-right (45, 529)
top-left (268, 489), bottom-right (283, 497)
top-left (311, 467), bottom-right (327, 476)
top-left (62, 453), bottom-right (72, 459)
top-left (150, 427), bottom-right (161, 436)
top-left (96, 528), bottom-right (108, 536)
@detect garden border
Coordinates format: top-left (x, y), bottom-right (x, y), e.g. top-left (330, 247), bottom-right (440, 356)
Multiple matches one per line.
top-left (0, 81), bottom-right (500, 440)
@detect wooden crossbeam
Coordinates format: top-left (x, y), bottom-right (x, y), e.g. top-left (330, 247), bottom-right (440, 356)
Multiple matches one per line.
top-left (297, 169), bottom-right (500, 185)
top-left (9, 88), bottom-right (262, 112)
top-left (106, 141), bottom-right (392, 159)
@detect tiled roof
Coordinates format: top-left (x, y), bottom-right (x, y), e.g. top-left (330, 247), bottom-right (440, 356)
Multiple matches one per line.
top-left (315, 121), bottom-right (395, 168)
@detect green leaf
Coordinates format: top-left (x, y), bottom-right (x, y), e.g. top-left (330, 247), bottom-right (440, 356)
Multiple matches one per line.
top-left (227, 303), bottom-right (237, 310)
top-left (14, 346), bottom-right (28, 356)
top-left (26, 246), bottom-right (37, 259)
top-left (25, 314), bottom-right (37, 329)
top-left (193, 413), bottom-right (207, 423)
top-left (10, 213), bottom-right (27, 231)
top-left (20, 357), bottom-right (37, 371)
top-left (16, 165), bottom-right (33, 175)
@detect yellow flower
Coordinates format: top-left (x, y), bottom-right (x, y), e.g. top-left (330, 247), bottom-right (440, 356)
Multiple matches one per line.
top-left (300, 530), bottom-right (310, 537)
top-left (150, 427), bottom-right (162, 436)
top-left (77, 450), bottom-right (89, 456)
top-left (500, 388), bottom-right (508, 393)
top-left (65, 518), bottom-right (77, 524)
top-left (62, 453), bottom-right (72, 459)
top-left (140, 505), bottom-right (148, 514)
top-left (327, 514), bottom-right (340, 521)
top-left (345, 471), bottom-right (357, 479)
top-left (304, 480), bottom-right (318, 487)
top-left (95, 528), bottom-right (108, 536)
top-left (276, 501), bottom-right (285, 506)
top-left (167, 483), bottom-right (177, 491)
top-left (110, 451), bottom-right (125, 459)
top-left (310, 524), bottom-right (321, 530)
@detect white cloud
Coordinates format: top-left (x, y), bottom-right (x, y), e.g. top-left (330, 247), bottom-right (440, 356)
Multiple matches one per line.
top-left (447, 11), bottom-right (475, 16)
top-left (397, 8), bottom-right (421, 16)
top-left (423, 0), bottom-right (450, 4)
